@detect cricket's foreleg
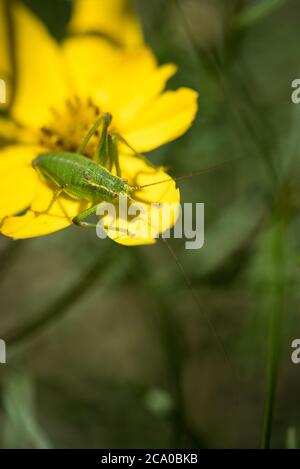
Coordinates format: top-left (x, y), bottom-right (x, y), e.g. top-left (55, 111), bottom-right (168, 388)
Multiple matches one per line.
top-left (77, 117), bottom-right (102, 154)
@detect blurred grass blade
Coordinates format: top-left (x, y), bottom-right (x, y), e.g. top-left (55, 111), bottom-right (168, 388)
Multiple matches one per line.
top-left (234, 0), bottom-right (288, 30)
top-left (187, 196), bottom-right (265, 280)
top-left (2, 370), bottom-right (52, 449)
top-left (286, 427), bottom-right (298, 449)
top-left (260, 219), bottom-right (286, 449)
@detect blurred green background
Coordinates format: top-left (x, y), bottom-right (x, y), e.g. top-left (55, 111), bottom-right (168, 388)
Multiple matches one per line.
top-left (1, 0), bottom-right (300, 449)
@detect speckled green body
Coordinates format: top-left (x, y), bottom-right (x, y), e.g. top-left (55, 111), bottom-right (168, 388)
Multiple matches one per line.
top-left (32, 152), bottom-right (131, 203)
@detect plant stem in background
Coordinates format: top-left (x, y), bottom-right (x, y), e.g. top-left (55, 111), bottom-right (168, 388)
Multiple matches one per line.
top-left (260, 216), bottom-right (286, 449)
top-left (173, 0), bottom-right (223, 82)
top-left (173, 0), bottom-right (288, 448)
top-left (6, 245), bottom-right (130, 355)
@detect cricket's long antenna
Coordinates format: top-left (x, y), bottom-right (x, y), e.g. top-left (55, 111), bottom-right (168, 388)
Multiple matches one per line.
top-left (128, 156), bottom-right (242, 404)
top-left (124, 203), bottom-right (239, 403)
top-left (162, 238), bottom-right (240, 407)
top-left (135, 158), bottom-right (244, 191)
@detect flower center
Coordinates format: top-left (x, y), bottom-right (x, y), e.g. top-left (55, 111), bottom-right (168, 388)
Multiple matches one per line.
top-left (39, 96), bottom-right (113, 158)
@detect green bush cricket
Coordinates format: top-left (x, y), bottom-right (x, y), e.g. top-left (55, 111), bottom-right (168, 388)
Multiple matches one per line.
top-left (32, 112), bottom-right (234, 231)
top-left (32, 113), bottom-right (155, 230)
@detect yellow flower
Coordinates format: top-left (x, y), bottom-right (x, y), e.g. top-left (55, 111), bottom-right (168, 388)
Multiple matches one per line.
top-left (0, 1), bottom-right (198, 245)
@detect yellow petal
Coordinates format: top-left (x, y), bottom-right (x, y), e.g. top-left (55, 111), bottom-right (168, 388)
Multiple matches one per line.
top-left (119, 154), bottom-right (180, 208)
top-left (62, 36), bottom-right (121, 98)
top-left (102, 199), bottom-right (181, 247)
top-left (1, 210), bottom-right (71, 239)
top-left (11, 2), bottom-right (70, 128)
top-left (98, 50), bottom-right (177, 127)
top-left (0, 145), bottom-right (41, 219)
top-left (63, 40), bottom-right (176, 128)
top-left (102, 154), bottom-right (180, 246)
top-left (68, 0), bottom-right (143, 47)
top-left (1, 177), bottom-right (90, 239)
top-left (101, 203), bottom-right (157, 246)
top-left (122, 88), bottom-right (199, 153)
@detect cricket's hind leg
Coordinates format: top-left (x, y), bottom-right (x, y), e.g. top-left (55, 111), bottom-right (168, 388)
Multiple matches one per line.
top-left (107, 135), bottom-right (121, 177)
top-left (76, 112), bottom-right (113, 161)
top-left (77, 117), bottom-right (102, 155)
top-left (94, 113), bottom-right (112, 166)
top-left (94, 122), bottom-right (122, 178)
top-left (82, 113), bottom-right (154, 178)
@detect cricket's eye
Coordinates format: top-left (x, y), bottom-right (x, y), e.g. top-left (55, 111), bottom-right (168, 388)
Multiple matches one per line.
top-left (84, 172), bottom-right (91, 180)
top-left (112, 192), bottom-right (118, 199)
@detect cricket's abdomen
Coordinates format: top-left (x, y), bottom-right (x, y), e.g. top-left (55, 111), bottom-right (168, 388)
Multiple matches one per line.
top-left (32, 152), bottom-right (128, 202)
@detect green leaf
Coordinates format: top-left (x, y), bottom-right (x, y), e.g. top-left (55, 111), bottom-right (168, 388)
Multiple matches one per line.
top-left (1, 370), bottom-right (52, 449)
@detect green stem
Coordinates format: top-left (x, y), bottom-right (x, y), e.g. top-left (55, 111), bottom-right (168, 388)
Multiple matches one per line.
top-left (260, 217), bottom-right (286, 449)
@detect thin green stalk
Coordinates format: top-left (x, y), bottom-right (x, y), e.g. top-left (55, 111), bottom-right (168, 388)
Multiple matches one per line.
top-left (234, 0), bottom-right (288, 31)
top-left (260, 217), bottom-right (286, 449)
top-left (173, 0), bottom-right (223, 83)
top-left (6, 245), bottom-right (129, 356)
